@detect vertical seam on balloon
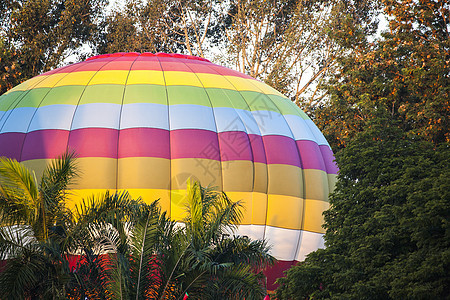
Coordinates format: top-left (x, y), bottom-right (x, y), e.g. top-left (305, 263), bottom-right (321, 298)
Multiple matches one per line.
top-left (182, 61), bottom-right (223, 195)
top-left (198, 64), bottom-right (256, 234)
top-left (208, 67), bottom-right (270, 240)
top-left (0, 72), bottom-right (59, 133)
top-left (241, 79), bottom-right (304, 261)
top-left (155, 55), bottom-right (171, 218)
top-left (115, 55), bottom-right (140, 192)
top-left (65, 56), bottom-right (123, 170)
top-left (18, 63), bottom-right (88, 162)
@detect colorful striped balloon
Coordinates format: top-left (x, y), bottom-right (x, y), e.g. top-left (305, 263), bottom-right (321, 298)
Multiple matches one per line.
top-left (0, 52), bottom-right (338, 288)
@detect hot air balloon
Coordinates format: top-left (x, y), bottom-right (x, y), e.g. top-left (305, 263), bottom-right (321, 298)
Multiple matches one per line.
top-left (0, 52), bottom-right (337, 289)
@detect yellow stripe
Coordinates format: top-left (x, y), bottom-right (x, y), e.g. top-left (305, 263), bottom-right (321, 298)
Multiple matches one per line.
top-left (22, 158), bottom-right (334, 201)
top-left (126, 70), bottom-right (165, 85)
top-left (249, 79), bottom-right (285, 97)
top-left (65, 187), bottom-right (327, 232)
top-left (6, 75), bottom-right (50, 93)
top-left (304, 169), bottom-right (331, 202)
top-left (171, 158), bottom-right (223, 190)
top-left (65, 188), bottom-right (171, 216)
top-left (267, 164), bottom-right (303, 197)
top-left (118, 157), bottom-right (170, 189)
top-left (54, 71), bottom-right (96, 87)
top-left (164, 71), bottom-right (203, 87)
top-left (33, 73), bottom-right (68, 88)
top-left (196, 73), bottom-right (236, 89)
top-left (88, 70), bottom-right (129, 85)
top-left (222, 160), bottom-right (254, 192)
top-left (16, 70), bottom-right (285, 97)
top-left (303, 199), bottom-right (329, 233)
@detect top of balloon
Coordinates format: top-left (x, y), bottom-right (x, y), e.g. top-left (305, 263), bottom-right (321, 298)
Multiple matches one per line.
top-left (85, 52), bottom-right (211, 63)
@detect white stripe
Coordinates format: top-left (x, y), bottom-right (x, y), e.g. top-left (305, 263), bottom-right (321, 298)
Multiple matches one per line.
top-left (28, 105), bottom-right (76, 132)
top-left (264, 226), bottom-right (301, 261)
top-left (213, 107), bottom-right (247, 133)
top-left (306, 119), bottom-right (329, 146)
top-left (284, 114), bottom-right (318, 142)
top-left (120, 103), bottom-right (169, 130)
top-left (169, 104), bottom-right (216, 131)
top-left (71, 103), bottom-right (121, 130)
top-left (295, 230), bottom-right (325, 261)
top-left (0, 107), bottom-right (35, 133)
top-left (251, 110), bottom-right (294, 137)
top-left (234, 224), bottom-right (266, 241)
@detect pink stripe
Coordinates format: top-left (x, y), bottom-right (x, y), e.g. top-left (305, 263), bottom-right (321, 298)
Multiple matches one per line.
top-left (1, 130), bottom-right (336, 172)
top-left (209, 65), bottom-right (254, 79)
top-left (118, 128), bottom-right (170, 159)
top-left (296, 140), bottom-right (326, 172)
top-left (101, 60), bottom-right (135, 70)
top-left (38, 62), bottom-right (83, 76)
top-left (67, 128), bottom-right (118, 158)
top-left (248, 134), bottom-right (267, 164)
top-left (45, 55), bottom-right (250, 77)
top-left (0, 133), bottom-right (25, 160)
top-left (263, 135), bottom-right (302, 167)
top-left (131, 59), bottom-right (163, 71)
top-left (320, 145), bottom-right (339, 174)
top-left (218, 131), bottom-right (253, 161)
top-left (170, 129), bottom-right (220, 160)
top-left (21, 130), bottom-right (70, 161)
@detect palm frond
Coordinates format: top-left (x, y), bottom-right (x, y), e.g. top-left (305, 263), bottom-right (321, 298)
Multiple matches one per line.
top-left (0, 157), bottom-right (39, 225)
top-left (39, 151), bottom-right (78, 219)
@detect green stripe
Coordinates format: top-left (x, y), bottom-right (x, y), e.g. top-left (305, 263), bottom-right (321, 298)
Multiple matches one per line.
top-left (124, 84), bottom-right (167, 105)
top-left (15, 88), bottom-right (50, 108)
top-left (166, 85), bottom-right (210, 106)
top-left (0, 84), bottom-right (307, 118)
top-left (79, 84), bottom-right (125, 105)
top-left (41, 85), bottom-right (85, 106)
top-left (0, 91), bottom-right (24, 111)
top-left (206, 88), bottom-right (250, 110)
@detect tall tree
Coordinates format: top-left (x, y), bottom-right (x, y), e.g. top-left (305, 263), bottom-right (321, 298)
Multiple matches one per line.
top-left (312, 0), bottom-right (449, 150)
top-left (0, 0), bottom-right (107, 94)
top-left (276, 115), bottom-right (450, 299)
top-left (98, 0), bottom-right (218, 56)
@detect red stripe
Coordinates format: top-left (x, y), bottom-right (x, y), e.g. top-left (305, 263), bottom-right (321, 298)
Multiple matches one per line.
top-left (264, 135), bottom-right (302, 168)
top-left (21, 130), bottom-right (70, 161)
top-left (43, 55), bottom-right (251, 78)
top-left (67, 128), bottom-right (118, 158)
top-left (1, 130), bottom-right (335, 172)
top-left (320, 145), bottom-right (339, 174)
top-left (263, 260), bottom-right (296, 291)
top-left (296, 140), bottom-right (326, 171)
top-left (118, 128), bottom-right (170, 159)
top-left (170, 129), bottom-right (220, 160)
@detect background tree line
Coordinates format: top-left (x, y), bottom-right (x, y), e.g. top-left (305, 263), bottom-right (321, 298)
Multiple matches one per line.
top-left (1, 0), bottom-right (449, 298)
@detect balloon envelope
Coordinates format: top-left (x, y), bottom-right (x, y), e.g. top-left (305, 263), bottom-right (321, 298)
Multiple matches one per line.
top-left (0, 52), bottom-right (337, 289)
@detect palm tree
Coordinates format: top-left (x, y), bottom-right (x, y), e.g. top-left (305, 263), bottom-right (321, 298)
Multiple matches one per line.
top-left (0, 154), bottom-right (274, 299)
top-left (83, 180), bottom-right (275, 299)
top-left (0, 152), bottom-right (79, 299)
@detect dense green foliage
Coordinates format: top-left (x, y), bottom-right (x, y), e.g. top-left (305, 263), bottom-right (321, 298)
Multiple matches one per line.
top-left (0, 157), bottom-right (274, 299)
top-left (276, 117), bottom-right (450, 299)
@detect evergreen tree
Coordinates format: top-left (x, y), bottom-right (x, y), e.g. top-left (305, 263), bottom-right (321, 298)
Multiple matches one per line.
top-left (276, 115), bottom-right (450, 299)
